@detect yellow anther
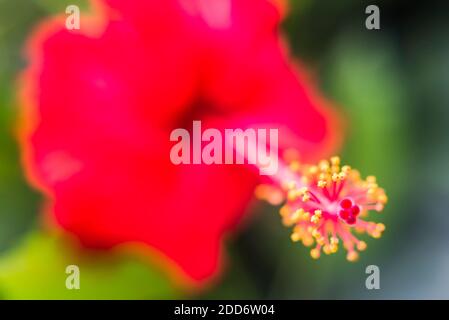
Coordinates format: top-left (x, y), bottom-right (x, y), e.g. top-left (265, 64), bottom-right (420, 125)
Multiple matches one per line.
top-left (292, 226), bottom-right (304, 237)
top-left (300, 176), bottom-right (309, 185)
top-left (308, 166), bottom-right (318, 175)
top-left (282, 217), bottom-right (293, 227)
top-left (366, 176), bottom-right (377, 183)
top-left (319, 159), bottom-right (330, 167)
top-left (291, 232), bottom-right (301, 242)
top-left (317, 180), bottom-right (327, 188)
top-left (357, 241), bottom-right (367, 251)
top-left (330, 237), bottom-right (339, 244)
top-left (371, 231), bottom-right (382, 239)
top-left (279, 205), bottom-right (290, 217)
top-left (311, 210), bottom-right (322, 224)
top-left (338, 172), bottom-right (347, 180)
top-left (341, 165), bottom-right (351, 173)
top-left (368, 183), bottom-right (379, 191)
top-left (318, 173), bottom-right (328, 181)
top-left (290, 210), bottom-right (301, 223)
top-left (310, 248), bottom-right (321, 259)
top-left (323, 245), bottom-right (332, 255)
top-left (297, 186), bottom-right (308, 195)
top-left (316, 237), bottom-right (325, 246)
top-left (332, 173), bottom-right (340, 182)
top-left (311, 228), bottom-right (320, 238)
top-left (331, 165), bottom-right (340, 174)
top-left (289, 161), bottom-right (300, 172)
top-left (350, 169), bottom-right (361, 180)
top-left (302, 237), bottom-right (314, 247)
top-left (378, 194), bottom-right (388, 204)
top-left (301, 211), bottom-right (311, 221)
top-left (329, 243), bottom-right (338, 253)
top-left (287, 190), bottom-right (298, 201)
top-left (376, 223), bottom-right (385, 232)
top-left (330, 156), bottom-right (340, 166)
top-left (346, 251), bottom-right (359, 262)
top-left (311, 216), bottom-right (320, 224)
top-left (302, 194), bottom-right (311, 202)
top-left (286, 181), bottom-right (297, 190)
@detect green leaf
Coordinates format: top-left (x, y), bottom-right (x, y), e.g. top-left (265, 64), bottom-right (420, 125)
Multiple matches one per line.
top-left (0, 232), bottom-right (180, 299)
top-left (31, 0), bottom-right (90, 14)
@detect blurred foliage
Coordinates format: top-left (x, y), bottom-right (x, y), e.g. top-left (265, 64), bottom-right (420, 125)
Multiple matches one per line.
top-left (0, 0), bottom-right (42, 253)
top-left (0, 232), bottom-right (178, 299)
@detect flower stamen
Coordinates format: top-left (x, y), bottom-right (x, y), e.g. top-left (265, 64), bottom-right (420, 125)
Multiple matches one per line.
top-left (255, 155), bottom-right (387, 262)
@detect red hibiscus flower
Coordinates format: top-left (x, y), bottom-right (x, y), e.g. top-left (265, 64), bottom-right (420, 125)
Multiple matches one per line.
top-left (18, 0), bottom-right (341, 285)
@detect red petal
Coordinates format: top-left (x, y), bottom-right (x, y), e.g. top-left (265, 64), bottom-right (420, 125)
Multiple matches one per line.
top-left (19, 0), bottom-right (341, 284)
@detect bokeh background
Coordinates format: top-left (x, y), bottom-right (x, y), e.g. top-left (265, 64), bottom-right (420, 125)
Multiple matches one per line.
top-left (0, 0), bottom-right (448, 299)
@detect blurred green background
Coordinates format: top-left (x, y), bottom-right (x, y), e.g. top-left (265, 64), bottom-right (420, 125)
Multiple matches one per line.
top-left (0, 0), bottom-right (448, 299)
